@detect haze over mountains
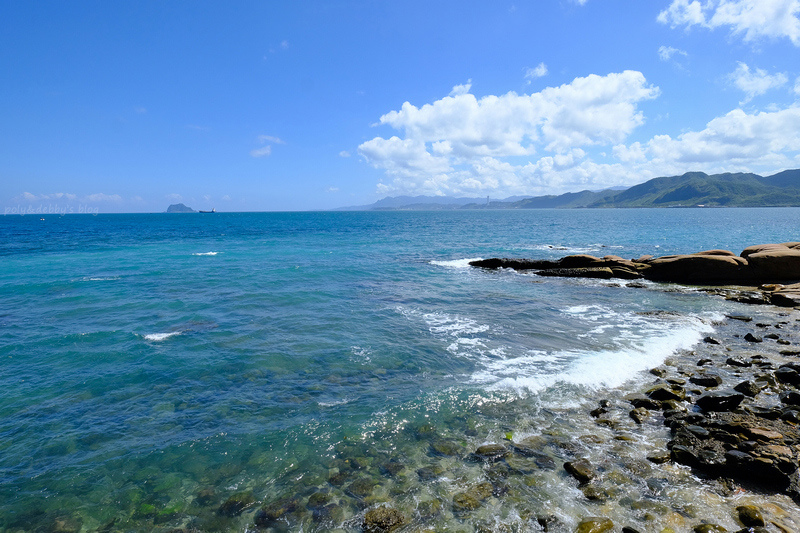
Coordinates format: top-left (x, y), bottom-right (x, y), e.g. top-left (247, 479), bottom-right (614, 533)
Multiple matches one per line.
top-left (339, 170), bottom-right (800, 210)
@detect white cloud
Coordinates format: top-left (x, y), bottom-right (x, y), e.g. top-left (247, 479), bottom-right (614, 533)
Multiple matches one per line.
top-left (658, 45), bottom-right (688, 61)
top-left (359, 71), bottom-right (659, 196)
top-left (250, 145), bottom-right (272, 158)
top-left (326, 187), bottom-right (340, 193)
top-left (221, 195), bottom-right (232, 201)
top-left (166, 193), bottom-right (183, 202)
top-left (84, 193), bottom-right (122, 203)
top-left (795, 75), bottom-right (800, 94)
top-left (251, 134), bottom-right (284, 158)
top-left (524, 63), bottom-right (548, 83)
top-left (658, 0), bottom-right (800, 46)
top-left (730, 62), bottom-right (788, 103)
top-left (339, 150), bottom-right (351, 157)
top-left (617, 106), bottom-right (800, 169)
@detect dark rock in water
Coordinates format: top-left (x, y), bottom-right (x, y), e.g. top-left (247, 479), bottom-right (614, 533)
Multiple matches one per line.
top-left (626, 393), bottom-right (662, 410)
top-left (622, 528), bottom-right (643, 533)
top-left (254, 498), bottom-right (299, 527)
top-left (536, 515), bottom-right (562, 532)
top-left (196, 487), bottom-right (216, 506)
top-left (217, 491), bottom-right (254, 517)
top-left (363, 506), bottom-right (406, 532)
top-left (646, 451), bottom-right (672, 464)
top-left (736, 505), bottom-right (765, 527)
top-left (727, 315), bottom-right (753, 322)
top-left (536, 267), bottom-right (614, 279)
top-left (780, 390), bottom-right (800, 406)
top-left (695, 390), bottom-right (745, 412)
top-left (734, 380), bottom-right (763, 397)
top-left (726, 357), bottom-right (752, 368)
top-left (581, 485), bottom-right (609, 501)
top-left (575, 517), bottom-right (614, 533)
top-left (378, 460), bottom-right (405, 477)
top-left (775, 366), bottom-right (800, 386)
top-left (469, 443), bottom-right (508, 462)
top-left (416, 499), bottom-right (441, 518)
top-left (451, 492), bottom-right (480, 513)
top-left (704, 336), bottom-right (721, 345)
top-left (646, 383), bottom-right (684, 402)
top-left (469, 258), bottom-right (558, 270)
top-left (693, 524), bottom-right (728, 532)
top-left (564, 458), bottom-right (596, 484)
top-left (697, 358), bottom-right (713, 366)
top-left (346, 477), bottom-right (377, 498)
top-left (429, 439), bottom-right (462, 457)
top-left (690, 374), bottom-right (723, 387)
top-left (744, 333), bottom-right (763, 343)
top-left (629, 407), bottom-right (649, 424)
top-left (416, 464), bottom-right (444, 481)
top-left (306, 491), bottom-right (332, 510)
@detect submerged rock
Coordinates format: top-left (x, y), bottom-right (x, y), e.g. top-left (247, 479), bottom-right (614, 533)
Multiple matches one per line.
top-left (564, 458), bottom-right (596, 484)
top-left (575, 517), bottom-right (614, 533)
top-left (363, 506), bottom-right (406, 532)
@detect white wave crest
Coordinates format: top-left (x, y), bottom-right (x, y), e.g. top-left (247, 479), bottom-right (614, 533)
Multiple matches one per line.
top-left (430, 257), bottom-right (482, 269)
top-left (143, 331), bottom-right (182, 342)
top-left (192, 251), bottom-right (219, 256)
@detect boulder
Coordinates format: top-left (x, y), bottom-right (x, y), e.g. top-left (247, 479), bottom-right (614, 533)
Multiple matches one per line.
top-left (695, 390), bottom-right (745, 412)
top-left (537, 267), bottom-right (614, 279)
top-left (576, 517), bottom-right (614, 533)
top-left (564, 458), bottom-right (596, 484)
top-left (645, 254), bottom-right (750, 284)
top-left (746, 248), bottom-right (800, 281)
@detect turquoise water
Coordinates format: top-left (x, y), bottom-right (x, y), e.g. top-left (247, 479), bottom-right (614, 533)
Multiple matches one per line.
top-left (1, 209), bottom-right (799, 531)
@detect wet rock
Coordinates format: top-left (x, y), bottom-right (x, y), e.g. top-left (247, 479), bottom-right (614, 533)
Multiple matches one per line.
top-left (775, 366), bottom-right (800, 386)
top-left (537, 267), bottom-right (614, 279)
top-left (575, 517), bottom-right (614, 533)
top-left (416, 464), bottom-right (444, 481)
top-left (217, 490), bottom-right (255, 517)
top-left (629, 407), bottom-right (649, 424)
top-left (378, 460), bottom-right (405, 477)
top-left (416, 499), bottom-right (441, 518)
top-left (429, 439), bottom-right (462, 457)
top-left (306, 491), bottom-right (332, 509)
top-left (537, 515), bottom-right (562, 532)
top-left (347, 477), bottom-right (378, 498)
top-left (470, 443), bottom-right (508, 462)
top-left (621, 528), bottom-right (642, 533)
top-left (744, 333), bottom-right (763, 343)
top-left (734, 380), bottom-right (763, 397)
top-left (646, 384), bottom-right (684, 402)
top-left (690, 374), bottom-right (723, 387)
top-left (736, 505), bottom-right (765, 527)
top-left (452, 492), bottom-right (480, 513)
top-left (564, 458), bottom-right (596, 484)
top-left (727, 315), bottom-right (753, 322)
top-left (254, 497), bottom-right (299, 527)
top-left (693, 524), bottom-right (728, 532)
top-left (625, 393), bottom-right (662, 410)
top-left (363, 506), bottom-right (406, 533)
top-left (781, 391), bottom-right (800, 406)
top-left (695, 390), bottom-right (745, 412)
top-left (581, 485), bottom-right (609, 501)
top-left (196, 487), bottom-right (216, 506)
top-left (726, 357), bottom-right (752, 368)
top-left (646, 451), bottom-right (671, 464)
top-left (704, 336), bottom-right (721, 345)
top-left (697, 358), bottom-right (714, 366)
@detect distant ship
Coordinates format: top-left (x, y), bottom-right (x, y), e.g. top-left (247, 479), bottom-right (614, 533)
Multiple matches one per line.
top-left (198, 208), bottom-right (216, 213)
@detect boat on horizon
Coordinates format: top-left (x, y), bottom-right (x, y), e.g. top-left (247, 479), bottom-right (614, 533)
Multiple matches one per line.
top-left (198, 208), bottom-right (216, 213)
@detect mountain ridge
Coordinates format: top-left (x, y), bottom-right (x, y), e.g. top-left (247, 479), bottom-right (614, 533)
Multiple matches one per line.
top-left (340, 170), bottom-right (800, 210)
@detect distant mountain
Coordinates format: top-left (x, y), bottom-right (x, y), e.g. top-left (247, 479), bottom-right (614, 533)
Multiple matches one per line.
top-left (335, 169), bottom-right (800, 211)
top-left (590, 170), bottom-right (800, 208)
top-left (336, 195), bottom-right (524, 210)
top-left (166, 203), bottom-right (196, 213)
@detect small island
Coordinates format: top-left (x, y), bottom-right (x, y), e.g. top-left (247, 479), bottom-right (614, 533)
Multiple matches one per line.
top-left (166, 203), bottom-right (196, 213)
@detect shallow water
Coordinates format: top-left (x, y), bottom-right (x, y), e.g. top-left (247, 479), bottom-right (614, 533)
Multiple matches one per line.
top-left (1, 209), bottom-right (800, 531)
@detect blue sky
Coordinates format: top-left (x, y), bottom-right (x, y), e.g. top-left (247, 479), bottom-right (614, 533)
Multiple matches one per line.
top-left (2, 0), bottom-right (799, 212)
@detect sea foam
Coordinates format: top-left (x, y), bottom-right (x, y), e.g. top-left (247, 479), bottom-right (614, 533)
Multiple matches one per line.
top-left (143, 331), bottom-right (181, 342)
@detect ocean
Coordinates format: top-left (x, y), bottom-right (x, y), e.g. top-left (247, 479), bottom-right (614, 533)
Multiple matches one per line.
top-left (2, 208), bottom-right (799, 532)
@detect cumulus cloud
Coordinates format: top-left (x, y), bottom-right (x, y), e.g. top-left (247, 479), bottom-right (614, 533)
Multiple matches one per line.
top-left (359, 71), bottom-right (659, 196)
top-left (730, 62), bottom-right (788, 103)
top-left (658, 0), bottom-right (800, 46)
top-left (615, 106), bottom-right (800, 169)
top-left (524, 63), bottom-right (548, 83)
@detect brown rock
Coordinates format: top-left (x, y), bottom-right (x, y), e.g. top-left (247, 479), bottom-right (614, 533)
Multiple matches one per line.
top-left (646, 254), bottom-right (750, 284)
top-left (746, 248), bottom-right (800, 281)
top-left (575, 517), bottom-right (614, 533)
top-left (363, 506), bottom-right (406, 532)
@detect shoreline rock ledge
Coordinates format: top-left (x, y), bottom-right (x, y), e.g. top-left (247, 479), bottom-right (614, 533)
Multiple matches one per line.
top-left (470, 242), bottom-right (800, 307)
